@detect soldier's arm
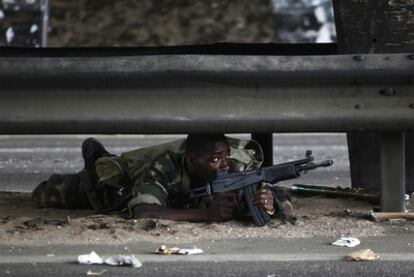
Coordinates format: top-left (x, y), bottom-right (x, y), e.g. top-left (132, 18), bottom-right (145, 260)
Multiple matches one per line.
top-left (132, 192), bottom-right (238, 222)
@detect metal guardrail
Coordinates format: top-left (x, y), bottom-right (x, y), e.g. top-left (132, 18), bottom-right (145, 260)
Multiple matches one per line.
top-left (0, 53), bottom-right (413, 134)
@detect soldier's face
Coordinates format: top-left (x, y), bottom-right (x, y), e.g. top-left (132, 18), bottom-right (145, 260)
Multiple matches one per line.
top-left (188, 142), bottom-right (230, 183)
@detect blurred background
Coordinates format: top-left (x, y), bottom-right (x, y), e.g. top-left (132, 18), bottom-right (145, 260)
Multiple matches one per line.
top-left (0, 0), bottom-right (336, 47)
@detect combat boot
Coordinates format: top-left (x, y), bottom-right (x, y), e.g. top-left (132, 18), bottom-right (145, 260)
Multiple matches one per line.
top-left (81, 137), bottom-right (112, 172)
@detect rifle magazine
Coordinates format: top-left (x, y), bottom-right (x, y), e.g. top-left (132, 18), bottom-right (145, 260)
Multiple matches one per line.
top-left (243, 184), bottom-right (271, 226)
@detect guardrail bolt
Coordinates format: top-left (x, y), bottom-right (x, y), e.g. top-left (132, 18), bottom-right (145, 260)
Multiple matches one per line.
top-left (353, 55), bottom-right (364, 61)
top-left (354, 104), bottom-right (365, 110)
top-left (408, 54), bottom-right (414, 60)
top-left (379, 88), bottom-right (396, 96)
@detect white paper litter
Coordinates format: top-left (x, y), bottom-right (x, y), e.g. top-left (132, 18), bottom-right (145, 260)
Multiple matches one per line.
top-left (177, 248), bottom-right (204, 255)
top-left (156, 245), bottom-right (203, 255)
top-left (5, 27), bottom-right (14, 44)
top-left (30, 24), bottom-right (39, 34)
top-left (78, 252), bottom-right (142, 268)
top-left (331, 237), bottom-right (361, 247)
top-left (104, 255), bottom-right (142, 268)
top-left (77, 251), bottom-right (104, 265)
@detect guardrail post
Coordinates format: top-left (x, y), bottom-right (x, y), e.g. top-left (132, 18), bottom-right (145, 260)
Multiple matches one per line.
top-left (251, 133), bottom-right (273, 166)
top-left (380, 132), bottom-right (406, 212)
top-left (333, 0), bottom-right (414, 193)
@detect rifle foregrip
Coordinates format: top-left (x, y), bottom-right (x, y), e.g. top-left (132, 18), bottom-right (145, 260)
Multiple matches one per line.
top-left (243, 184), bottom-right (271, 226)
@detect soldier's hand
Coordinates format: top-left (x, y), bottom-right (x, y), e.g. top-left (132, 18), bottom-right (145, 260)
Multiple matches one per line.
top-left (252, 188), bottom-right (274, 212)
top-left (206, 192), bottom-right (238, 221)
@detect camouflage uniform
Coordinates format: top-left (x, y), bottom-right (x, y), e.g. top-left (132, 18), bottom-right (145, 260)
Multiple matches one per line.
top-left (32, 137), bottom-right (263, 216)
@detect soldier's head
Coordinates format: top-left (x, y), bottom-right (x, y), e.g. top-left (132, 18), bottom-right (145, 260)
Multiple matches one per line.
top-left (185, 133), bottom-right (230, 184)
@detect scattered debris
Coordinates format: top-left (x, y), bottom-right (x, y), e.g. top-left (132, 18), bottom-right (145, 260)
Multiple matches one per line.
top-left (86, 269), bottom-right (106, 276)
top-left (142, 219), bottom-right (178, 234)
top-left (143, 219), bottom-right (158, 231)
top-left (369, 212), bottom-right (414, 222)
top-left (23, 217), bottom-right (70, 229)
top-left (0, 191), bottom-right (390, 245)
top-left (78, 251), bottom-right (142, 268)
top-left (78, 251), bottom-right (104, 265)
top-left (29, 24), bottom-right (38, 34)
top-left (177, 248), bottom-right (204, 255)
top-left (156, 245), bottom-right (180, 255)
top-left (104, 255), bottom-right (142, 268)
top-left (326, 209), bottom-right (372, 220)
top-left (5, 27), bottom-right (14, 44)
top-left (331, 237), bottom-right (361, 247)
top-left (346, 249), bottom-right (380, 261)
top-left (156, 245), bottom-right (203, 255)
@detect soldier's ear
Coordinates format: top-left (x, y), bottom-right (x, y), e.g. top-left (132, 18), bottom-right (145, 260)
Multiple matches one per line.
top-left (185, 154), bottom-right (195, 166)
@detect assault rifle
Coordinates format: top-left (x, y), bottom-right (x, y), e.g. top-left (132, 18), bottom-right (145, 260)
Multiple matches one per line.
top-left (184, 150), bottom-right (333, 226)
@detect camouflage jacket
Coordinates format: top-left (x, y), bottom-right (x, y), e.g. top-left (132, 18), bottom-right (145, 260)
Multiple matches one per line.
top-left (94, 137), bottom-right (263, 214)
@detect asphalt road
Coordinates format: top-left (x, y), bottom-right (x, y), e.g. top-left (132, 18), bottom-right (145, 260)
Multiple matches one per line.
top-left (0, 134), bottom-right (350, 192)
top-left (3, 261), bottom-right (414, 277)
top-left (1, 237), bottom-right (414, 276)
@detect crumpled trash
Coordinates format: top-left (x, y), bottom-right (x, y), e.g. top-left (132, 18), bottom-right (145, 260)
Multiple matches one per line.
top-left (156, 245), bottom-right (203, 255)
top-left (331, 237), bottom-right (361, 247)
top-left (156, 245), bottom-right (180, 255)
top-left (78, 251), bottom-right (104, 265)
top-left (177, 248), bottom-right (204, 255)
top-left (104, 255), bottom-right (142, 268)
top-left (77, 251), bottom-right (142, 268)
top-left (346, 249), bottom-right (380, 261)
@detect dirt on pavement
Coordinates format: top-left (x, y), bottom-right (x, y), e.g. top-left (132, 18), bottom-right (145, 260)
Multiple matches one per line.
top-left (2, 190), bottom-right (409, 247)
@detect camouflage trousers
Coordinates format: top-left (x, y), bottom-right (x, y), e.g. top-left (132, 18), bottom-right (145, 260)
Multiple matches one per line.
top-left (32, 169), bottom-right (129, 212)
top-left (32, 171), bottom-right (92, 209)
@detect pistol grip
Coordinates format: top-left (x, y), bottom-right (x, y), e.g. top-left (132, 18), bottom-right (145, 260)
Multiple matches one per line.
top-left (243, 184), bottom-right (271, 226)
